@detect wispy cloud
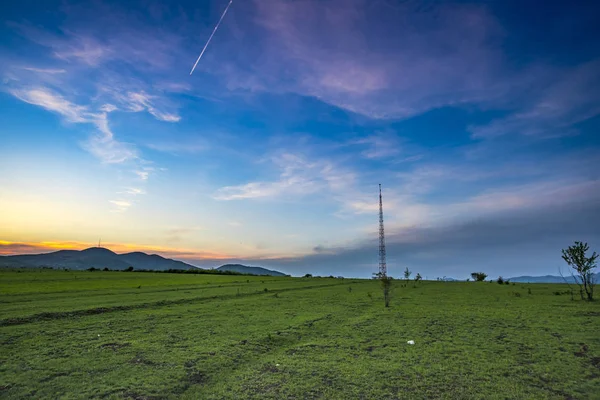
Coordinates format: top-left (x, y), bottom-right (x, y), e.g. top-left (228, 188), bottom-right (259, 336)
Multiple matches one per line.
top-left (10, 87), bottom-right (88, 122)
top-left (123, 187), bottom-right (146, 195)
top-left (469, 60), bottom-right (600, 139)
top-left (120, 91), bottom-right (181, 122)
top-left (134, 170), bottom-right (150, 181)
top-left (109, 199), bottom-right (132, 212)
top-left (216, 0), bottom-right (505, 119)
top-left (351, 132), bottom-right (403, 159)
top-left (21, 67), bottom-right (67, 74)
top-left (214, 153), bottom-right (354, 201)
top-left (9, 87), bottom-right (137, 164)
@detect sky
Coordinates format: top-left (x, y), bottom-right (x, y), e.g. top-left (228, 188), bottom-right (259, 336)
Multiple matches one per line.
top-left (1, 0), bottom-right (599, 279)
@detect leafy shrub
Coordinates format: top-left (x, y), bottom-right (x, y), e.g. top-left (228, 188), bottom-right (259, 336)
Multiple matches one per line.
top-left (497, 276), bottom-right (504, 285)
top-left (471, 272), bottom-right (488, 282)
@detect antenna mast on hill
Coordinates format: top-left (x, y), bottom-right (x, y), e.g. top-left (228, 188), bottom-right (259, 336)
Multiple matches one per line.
top-left (378, 184), bottom-right (387, 278)
top-left (98, 238), bottom-right (101, 248)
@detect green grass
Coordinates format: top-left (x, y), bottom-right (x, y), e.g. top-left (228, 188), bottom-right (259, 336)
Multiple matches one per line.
top-left (1, 270), bottom-right (599, 399)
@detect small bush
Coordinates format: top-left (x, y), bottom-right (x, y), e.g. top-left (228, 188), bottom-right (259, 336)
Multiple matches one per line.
top-left (528, 288), bottom-right (532, 295)
top-left (505, 281), bottom-right (510, 285)
top-left (471, 272), bottom-right (488, 282)
top-left (497, 276), bottom-right (504, 285)
top-left (263, 288), bottom-right (268, 292)
top-left (513, 292), bottom-right (521, 297)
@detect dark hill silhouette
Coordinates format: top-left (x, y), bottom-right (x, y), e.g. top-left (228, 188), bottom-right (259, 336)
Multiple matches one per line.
top-left (217, 264), bottom-right (286, 276)
top-left (0, 247), bottom-right (197, 271)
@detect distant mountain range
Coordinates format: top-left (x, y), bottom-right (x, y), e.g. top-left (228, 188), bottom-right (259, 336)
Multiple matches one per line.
top-left (217, 264), bottom-right (287, 276)
top-left (507, 273), bottom-right (600, 283)
top-left (0, 247), bottom-right (196, 271)
top-left (0, 247), bottom-right (288, 276)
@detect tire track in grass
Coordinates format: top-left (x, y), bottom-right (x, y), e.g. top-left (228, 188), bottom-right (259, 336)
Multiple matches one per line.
top-left (175, 312), bottom-right (342, 398)
top-left (1, 279), bottom-right (291, 302)
top-left (0, 282), bottom-right (362, 327)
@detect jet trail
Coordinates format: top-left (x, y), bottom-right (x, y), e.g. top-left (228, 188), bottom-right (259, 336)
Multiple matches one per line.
top-left (189, 0), bottom-right (233, 75)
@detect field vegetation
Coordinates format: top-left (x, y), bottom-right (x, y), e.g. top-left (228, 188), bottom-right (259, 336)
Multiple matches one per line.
top-left (1, 269), bottom-right (599, 399)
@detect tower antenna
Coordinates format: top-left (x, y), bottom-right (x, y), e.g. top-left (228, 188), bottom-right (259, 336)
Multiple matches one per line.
top-left (378, 184), bottom-right (387, 278)
top-left (98, 238), bottom-right (101, 248)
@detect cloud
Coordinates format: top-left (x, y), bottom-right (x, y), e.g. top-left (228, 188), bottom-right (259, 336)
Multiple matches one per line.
top-left (214, 0), bottom-right (505, 119)
top-left (134, 170), bottom-right (150, 181)
top-left (10, 87), bottom-right (88, 122)
top-left (21, 67), bottom-right (67, 74)
top-left (120, 91), bottom-right (181, 122)
top-left (123, 188), bottom-right (146, 195)
top-left (248, 189), bottom-right (600, 278)
top-left (109, 199), bottom-right (132, 212)
top-left (53, 35), bottom-right (112, 66)
top-left (9, 87), bottom-right (137, 164)
top-left (469, 59), bottom-right (600, 138)
top-left (350, 132), bottom-right (403, 159)
top-left (0, 240), bottom-right (232, 261)
top-left (213, 153), bottom-right (354, 200)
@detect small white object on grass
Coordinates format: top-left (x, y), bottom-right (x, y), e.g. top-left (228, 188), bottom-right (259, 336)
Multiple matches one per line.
top-left (407, 340), bottom-right (415, 345)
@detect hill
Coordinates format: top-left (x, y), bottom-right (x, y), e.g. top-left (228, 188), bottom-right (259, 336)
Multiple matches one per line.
top-left (0, 247), bottom-right (197, 271)
top-left (507, 272), bottom-right (600, 283)
top-left (216, 264), bottom-right (286, 276)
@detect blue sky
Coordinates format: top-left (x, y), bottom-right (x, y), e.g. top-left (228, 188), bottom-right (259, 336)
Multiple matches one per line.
top-left (0, 0), bottom-right (599, 278)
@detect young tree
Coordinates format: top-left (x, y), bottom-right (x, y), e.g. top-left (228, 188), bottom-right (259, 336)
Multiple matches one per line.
top-left (374, 272), bottom-right (392, 307)
top-left (404, 267), bottom-right (412, 285)
top-left (497, 276), bottom-right (504, 285)
top-left (561, 241), bottom-right (598, 301)
top-left (471, 272), bottom-right (487, 282)
top-left (415, 273), bottom-right (422, 282)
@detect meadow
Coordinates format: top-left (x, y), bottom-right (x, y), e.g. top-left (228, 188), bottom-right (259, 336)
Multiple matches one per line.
top-left (1, 269), bottom-right (599, 399)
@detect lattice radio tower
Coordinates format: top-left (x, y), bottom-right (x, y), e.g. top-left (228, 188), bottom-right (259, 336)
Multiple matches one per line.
top-left (378, 184), bottom-right (387, 278)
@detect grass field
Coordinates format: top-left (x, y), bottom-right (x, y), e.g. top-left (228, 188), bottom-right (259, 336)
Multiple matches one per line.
top-left (1, 269), bottom-right (599, 399)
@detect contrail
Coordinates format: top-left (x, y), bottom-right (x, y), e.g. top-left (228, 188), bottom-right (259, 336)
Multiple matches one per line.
top-left (190, 0), bottom-right (233, 75)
